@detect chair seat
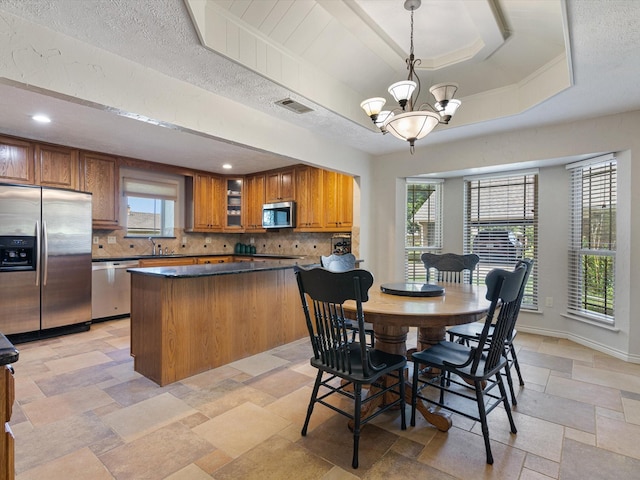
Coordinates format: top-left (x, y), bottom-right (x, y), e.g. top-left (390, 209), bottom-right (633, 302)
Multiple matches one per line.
top-left (448, 322), bottom-right (517, 342)
top-left (311, 343), bottom-right (406, 383)
top-left (411, 341), bottom-right (506, 381)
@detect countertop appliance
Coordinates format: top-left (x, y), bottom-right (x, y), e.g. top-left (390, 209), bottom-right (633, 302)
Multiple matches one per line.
top-left (92, 260), bottom-right (138, 321)
top-left (0, 184), bottom-right (92, 337)
top-left (262, 201), bottom-right (296, 229)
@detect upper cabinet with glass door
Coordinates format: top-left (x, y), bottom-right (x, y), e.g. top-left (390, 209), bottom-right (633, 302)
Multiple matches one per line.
top-left (225, 178), bottom-right (243, 231)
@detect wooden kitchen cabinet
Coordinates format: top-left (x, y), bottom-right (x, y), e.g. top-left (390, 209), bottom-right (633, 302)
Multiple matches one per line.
top-left (224, 178), bottom-right (243, 231)
top-left (265, 167), bottom-right (294, 203)
top-left (80, 152), bottom-right (120, 229)
top-left (244, 173), bottom-right (266, 232)
top-left (295, 165), bottom-right (324, 231)
top-left (186, 173), bottom-right (224, 232)
top-left (35, 144), bottom-right (80, 190)
top-left (138, 257), bottom-right (196, 267)
top-left (196, 256), bottom-right (232, 264)
top-left (0, 135), bottom-right (35, 185)
top-left (1, 365), bottom-right (15, 480)
top-left (323, 170), bottom-right (353, 231)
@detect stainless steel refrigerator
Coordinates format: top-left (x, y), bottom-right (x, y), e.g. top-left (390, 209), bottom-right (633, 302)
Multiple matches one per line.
top-left (0, 184), bottom-right (92, 336)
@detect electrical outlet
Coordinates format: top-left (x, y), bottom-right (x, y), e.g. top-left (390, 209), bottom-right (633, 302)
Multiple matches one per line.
top-left (107, 236), bottom-right (116, 244)
top-left (205, 237), bottom-right (212, 244)
top-left (545, 297), bottom-right (554, 307)
top-left (181, 237), bottom-right (187, 244)
top-left (93, 236), bottom-right (99, 244)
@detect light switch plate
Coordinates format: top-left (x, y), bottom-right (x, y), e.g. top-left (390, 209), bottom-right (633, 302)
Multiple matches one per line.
top-left (93, 236), bottom-right (99, 244)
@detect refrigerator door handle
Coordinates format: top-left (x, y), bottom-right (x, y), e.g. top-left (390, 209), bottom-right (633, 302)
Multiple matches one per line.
top-left (35, 220), bottom-right (41, 287)
top-left (42, 220), bottom-right (49, 286)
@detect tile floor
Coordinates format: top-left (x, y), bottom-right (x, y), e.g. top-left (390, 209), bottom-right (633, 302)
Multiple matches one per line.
top-left (8, 318), bottom-right (640, 479)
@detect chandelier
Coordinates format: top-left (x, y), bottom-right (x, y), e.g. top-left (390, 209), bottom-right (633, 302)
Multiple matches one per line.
top-left (360, 0), bottom-right (461, 154)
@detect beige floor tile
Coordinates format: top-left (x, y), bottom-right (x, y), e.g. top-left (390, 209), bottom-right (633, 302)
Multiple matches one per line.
top-left (524, 453), bottom-right (560, 478)
top-left (99, 422), bottom-right (214, 480)
top-left (565, 427), bottom-right (596, 446)
top-left (163, 463), bottom-right (211, 480)
top-left (483, 410), bottom-right (565, 462)
top-left (213, 434), bottom-right (333, 479)
top-left (43, 350), bottom-right (114, 375)
top-left (21, 385), bottom-right (114, 426)
top-left (545, 375), bottom-right (622, 411)
top-left (319, 465), bottom-right (360, 480)
top-left (16, 447), bottom-right (113, 480)
top-left (622, 396), bottom-right (640, 425)
top-left (519, 468), bottom-right (557, 480)
top-left (179, 364), bottom-right (243, 390)
top-left (228, 352), bottom-right (290, 376)
top-left (13, 377), bottom-right (45, 404)
top-left (192, 401), bottom-right (291, 458)
top-left (518, 363), bottom-right (551, 386)
top-left (596, 415), bottom-right (640, 459)
top-left (100, 392), bottom-right (198, 442)
top-left (417, 425), bottom-right (526, 479)
top-left (572, 363), bottom-right (640, 394)
top-left (266, 385), bottom-right (338, 432)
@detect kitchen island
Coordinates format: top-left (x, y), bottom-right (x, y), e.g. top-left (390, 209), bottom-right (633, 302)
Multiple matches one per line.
top-left (128, 259), bottom-right (314, 386)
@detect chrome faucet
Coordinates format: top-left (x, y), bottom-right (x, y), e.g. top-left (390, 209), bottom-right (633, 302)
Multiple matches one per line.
top-left (148, 237), bottom-right (157, 255)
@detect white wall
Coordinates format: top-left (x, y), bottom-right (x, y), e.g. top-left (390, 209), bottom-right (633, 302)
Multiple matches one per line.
top-left (368, 110), bottom-right (640, 362)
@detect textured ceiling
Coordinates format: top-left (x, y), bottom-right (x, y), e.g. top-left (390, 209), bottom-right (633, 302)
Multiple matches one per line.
top-left (0, 1), bottom-right (639, 174)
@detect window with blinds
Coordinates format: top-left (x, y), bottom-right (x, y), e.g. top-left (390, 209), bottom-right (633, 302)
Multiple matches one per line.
top-left (123, 176), bottom-right (178, 237)
top-left (464, 172), bottom-right (538, 309)
top-left (405, 180), bottom-right (443, 281)
top-left (567, 155), bottom-right (616, 323)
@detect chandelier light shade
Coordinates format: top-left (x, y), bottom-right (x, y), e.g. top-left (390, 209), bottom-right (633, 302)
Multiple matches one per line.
top-left (384, 111), bottom-right (440, 150)
top-left (360, 0), bottom-right (462, 154)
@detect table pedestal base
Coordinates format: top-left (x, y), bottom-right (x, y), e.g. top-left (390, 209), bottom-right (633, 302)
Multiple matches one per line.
top-left (356, 324), bottom-right (452, 432)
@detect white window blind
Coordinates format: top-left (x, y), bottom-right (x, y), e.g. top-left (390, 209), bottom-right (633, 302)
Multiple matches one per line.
top-left (405, 179), bottom-right (443, 281)
top-left (122, 177), bottom-right (178, 200)
top-left (464, 172), bottom-right (538, 309)
top-left (567, 155), bottom-right (616, 323)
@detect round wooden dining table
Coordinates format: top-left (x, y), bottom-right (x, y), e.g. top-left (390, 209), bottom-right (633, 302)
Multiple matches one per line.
top-left (343, 281), bottom-right (491, 432)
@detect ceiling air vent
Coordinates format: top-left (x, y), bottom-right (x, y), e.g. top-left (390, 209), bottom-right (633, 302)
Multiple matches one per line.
top-left (275, 98), bottom-right (313, 114)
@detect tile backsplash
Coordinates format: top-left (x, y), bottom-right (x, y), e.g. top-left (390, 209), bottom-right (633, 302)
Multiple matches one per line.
top-left (92, 229), bottom-right (356, 259)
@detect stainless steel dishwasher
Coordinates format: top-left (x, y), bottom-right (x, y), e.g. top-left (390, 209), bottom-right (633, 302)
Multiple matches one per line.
top-left (91, 260), bottom-right (139, 321)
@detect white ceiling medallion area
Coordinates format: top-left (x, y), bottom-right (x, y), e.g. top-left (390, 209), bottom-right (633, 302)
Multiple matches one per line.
top-left (185, 0), bottom-right (572, 136)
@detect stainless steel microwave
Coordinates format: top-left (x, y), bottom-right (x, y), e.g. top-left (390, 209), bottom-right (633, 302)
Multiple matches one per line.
top-left (262, 201), bottom-right (296, 229)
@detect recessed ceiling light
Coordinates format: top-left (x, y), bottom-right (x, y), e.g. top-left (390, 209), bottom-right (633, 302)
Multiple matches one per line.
top-left (222, 164), bottom-right (232, 169)
top-left (32, 114), bottom-right (51, 123)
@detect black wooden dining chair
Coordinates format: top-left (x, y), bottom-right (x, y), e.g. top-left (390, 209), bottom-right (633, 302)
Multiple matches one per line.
top-left (320, 253), bottom-right (375, 347)
top-left (410, 263), bottom-right (528, 465)
top-left (294, 266), bottom-right (406, 469)
top-left (447, 258), bottom-right (534, 404)
top-left (421, 252), bottom-right (480, 284)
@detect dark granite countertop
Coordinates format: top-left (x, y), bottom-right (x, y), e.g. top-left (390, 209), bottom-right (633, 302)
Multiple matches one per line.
top-left (0, 333), bottom-right (19, 365)
top-left (93, 253), bottom-right (306, 262)
top-left (128, 258), bottom-right (319, 278)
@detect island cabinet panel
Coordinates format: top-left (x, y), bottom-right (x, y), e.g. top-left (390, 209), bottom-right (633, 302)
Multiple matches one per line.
top-left (130, 268), bottom-right (306, 386)
top-left (1, 365), bottom-right (16, 480)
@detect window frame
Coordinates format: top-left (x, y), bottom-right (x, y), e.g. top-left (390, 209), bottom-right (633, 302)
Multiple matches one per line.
top-left (404, 179), bottom-right (443, 282)
top-left (122, 175), bottom-right (179, 238)
top-left (463, 170), bottom-right (539, 310)
top-left (566, 155), bottom-right (616, 324)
